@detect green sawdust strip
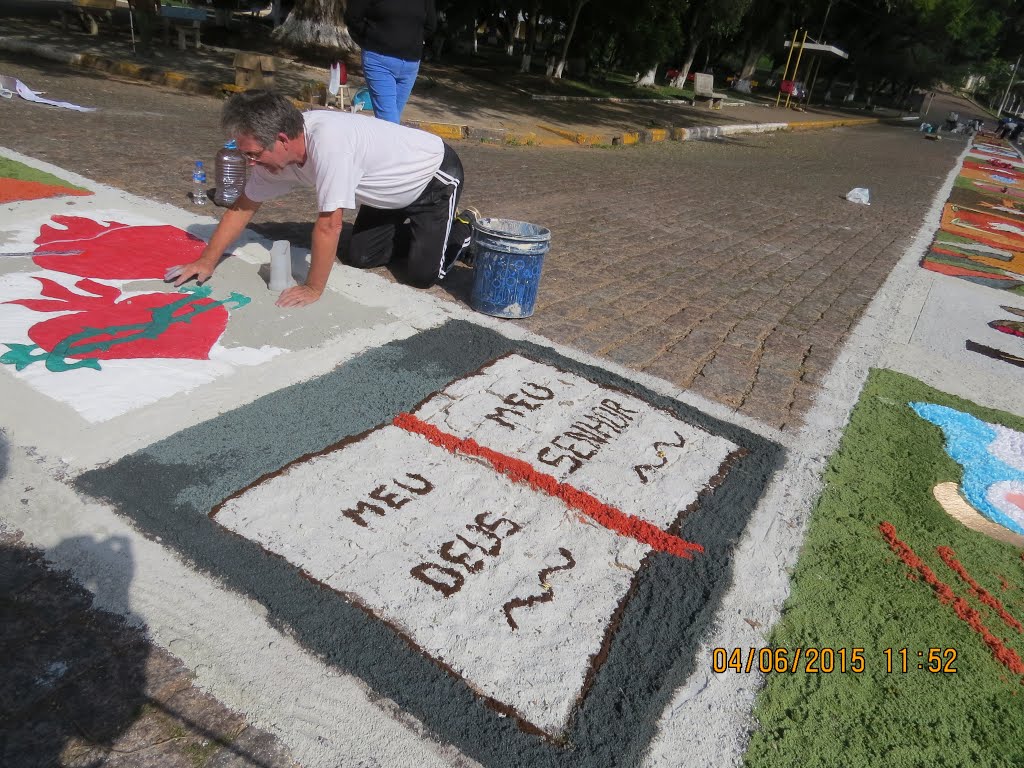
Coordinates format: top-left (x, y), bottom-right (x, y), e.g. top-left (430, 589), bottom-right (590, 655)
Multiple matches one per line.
top-left (744, 369), bottom-right (1024, 768)
top-left (0, 156), bottom-right (89, 193)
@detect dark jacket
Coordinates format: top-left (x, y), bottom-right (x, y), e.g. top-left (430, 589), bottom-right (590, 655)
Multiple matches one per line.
top-left (345, 0), bottom-right (436, 62)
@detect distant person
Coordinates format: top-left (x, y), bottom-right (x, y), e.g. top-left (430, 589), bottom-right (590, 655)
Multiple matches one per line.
top-left (165, 91), bottom-right (477, 306)
top-left (127, 0), bottom-right (158, 52)
top-left (1011, 122), bottom-right (1024, 143)
top-left (345, 0), bottom-right (436, 123)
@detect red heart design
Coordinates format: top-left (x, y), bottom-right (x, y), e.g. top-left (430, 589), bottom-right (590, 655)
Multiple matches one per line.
top-left (8, 278), bottom-right (227, 361)
top-left (33, 216), bottom-right (207, 280)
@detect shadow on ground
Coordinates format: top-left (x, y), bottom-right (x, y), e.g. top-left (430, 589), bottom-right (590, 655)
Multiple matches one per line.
top-left (0, 520), bottom-right (296, 766)
top-left (0, 530), bottom-right (150, 766)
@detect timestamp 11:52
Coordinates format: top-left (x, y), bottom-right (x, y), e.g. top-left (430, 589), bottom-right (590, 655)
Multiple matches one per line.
top-left (883, 648), bottom-right (958, 673)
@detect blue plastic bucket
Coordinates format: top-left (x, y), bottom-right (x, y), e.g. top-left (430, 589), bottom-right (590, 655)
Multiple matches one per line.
top-left (469, 217), bottom-right (551, 318)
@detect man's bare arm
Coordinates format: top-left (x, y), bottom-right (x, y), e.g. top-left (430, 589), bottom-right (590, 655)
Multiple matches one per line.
top-left (165, 194), bottom-right (261, 286)
top-left (275, 208), bottom-right (343, 308)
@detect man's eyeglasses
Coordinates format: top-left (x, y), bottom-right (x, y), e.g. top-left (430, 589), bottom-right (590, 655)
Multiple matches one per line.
top-left (240, 146), bottom-right (267, 161)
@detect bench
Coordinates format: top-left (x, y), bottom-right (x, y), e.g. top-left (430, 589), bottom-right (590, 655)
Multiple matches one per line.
top-left (693, 73), bottom-right (726, 110)
top-left (159, 4), bottom-right (207, 50)
top-left (61, 0), bottom-right (117, 35)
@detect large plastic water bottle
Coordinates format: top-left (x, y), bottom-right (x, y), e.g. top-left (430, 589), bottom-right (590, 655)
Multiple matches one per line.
top-left (191, 160), bottom-right (207, 206)
top-left (214, 139), bottom-right (247, 207)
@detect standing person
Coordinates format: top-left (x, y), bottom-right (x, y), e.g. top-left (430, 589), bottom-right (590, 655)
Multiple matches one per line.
top-left (127, 0), bottom-right (159, 52)
top-left (165, 91), bottom-right (476, 307)
top-left (345, 0), bottom-right (436, 123)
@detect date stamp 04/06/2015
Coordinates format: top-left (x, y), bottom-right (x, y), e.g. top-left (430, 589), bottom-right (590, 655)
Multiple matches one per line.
top-left (712, 647), bottom-right (959, 674)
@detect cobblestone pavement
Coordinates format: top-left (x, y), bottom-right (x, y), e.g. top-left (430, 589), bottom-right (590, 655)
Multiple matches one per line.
top-left (486, 128), bottom-right (963, 429)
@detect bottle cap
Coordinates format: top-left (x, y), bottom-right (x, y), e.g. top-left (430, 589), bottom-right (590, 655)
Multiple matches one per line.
top-left (195, 160), bottom-right (204, 167)
top-left (225, 139), bottom-right (238, 149)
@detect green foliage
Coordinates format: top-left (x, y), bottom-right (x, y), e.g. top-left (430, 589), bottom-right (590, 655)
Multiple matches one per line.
top-left (611, 0), bottom-right (687, 69)
top-left (433, 0), bottom-right (1018, 92)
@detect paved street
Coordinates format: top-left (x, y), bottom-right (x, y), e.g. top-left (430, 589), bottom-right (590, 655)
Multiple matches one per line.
top-left (0, 53), bottom-right (963, 429)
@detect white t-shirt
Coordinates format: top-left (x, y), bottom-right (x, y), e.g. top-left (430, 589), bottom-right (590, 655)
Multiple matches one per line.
top-left (244, 111), bottom-right (445, 212)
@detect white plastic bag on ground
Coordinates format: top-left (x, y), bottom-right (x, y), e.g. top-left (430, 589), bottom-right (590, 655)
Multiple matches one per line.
top-left (846, 187), bottom-right (870, 205)
top-left (0, 75), bottom-right (95, 111)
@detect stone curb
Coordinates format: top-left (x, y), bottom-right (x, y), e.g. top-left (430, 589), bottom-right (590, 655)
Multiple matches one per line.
top-left (536, 123), bottom-right (606, 146)
top-left (531, 94), bottom-right (694, 106)
top-left (0, 36), bottom-right (224, 95)
top-left (610, 117), bottom-right (881, 146)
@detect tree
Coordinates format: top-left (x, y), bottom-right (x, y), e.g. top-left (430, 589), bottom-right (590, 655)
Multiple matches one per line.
top-left (553, 0), bottom-right (590, 78)
top-left (822, 0), bottom-right (1015, 100)
top-left (274, 0), bottom-right (356, 55)
top-left (617, 0), bottom-right (687, 86)
top-left (734, 0), bottom-right (800, 79)
top-left (670, 0), bottom-right (753, 88)
top-left (520, 0), bottom-right (542, 72)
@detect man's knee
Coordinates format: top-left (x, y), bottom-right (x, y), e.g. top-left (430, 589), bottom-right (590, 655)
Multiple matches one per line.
top-left (404, 261), bottom-right (440, 289)
top-left (341, 247), bottom-right (381, 269)
top-left (345, 231), bottom-right (395, 269)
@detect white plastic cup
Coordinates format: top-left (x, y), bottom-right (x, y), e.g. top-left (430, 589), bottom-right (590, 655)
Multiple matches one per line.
top-left (269, 240), bottom-right (296, 291)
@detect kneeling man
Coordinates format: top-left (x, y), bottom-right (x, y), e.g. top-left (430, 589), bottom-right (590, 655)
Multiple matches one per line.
top-left (168, 90), bottom-right (474, 307)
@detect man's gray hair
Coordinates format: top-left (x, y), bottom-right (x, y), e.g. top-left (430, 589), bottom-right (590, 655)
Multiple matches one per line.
top-left (221, 90), bottom-right (304, 148)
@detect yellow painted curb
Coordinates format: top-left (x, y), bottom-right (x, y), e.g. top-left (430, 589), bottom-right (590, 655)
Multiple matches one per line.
top-left (162, 71), bottom-right (192, 89)
top-left (412, 122), bottom-right (466, 141)
top-left (649, 128), bottom-right (669, 143)
top-left (788, 117), bottom-right (879, 131)
top-left (504, 131), bottom-right (542, 147)
top-left (79, 53), bottom-right (105, 70)
top-left (536, 124), bottom-right (604, 145)
top-left (111, 61), bottom-right (145, 78)
top-left (618, 132), bottom-right (640, 146)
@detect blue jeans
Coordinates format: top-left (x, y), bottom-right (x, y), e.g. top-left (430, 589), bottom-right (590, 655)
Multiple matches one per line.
top-left (360, 49), bottom-right (420, 123)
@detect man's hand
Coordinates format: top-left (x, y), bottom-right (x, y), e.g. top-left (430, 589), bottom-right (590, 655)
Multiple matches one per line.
top-left (275, 284), bottom-right (322, 308)
top-left (165, 260), bottom-right (215, 287)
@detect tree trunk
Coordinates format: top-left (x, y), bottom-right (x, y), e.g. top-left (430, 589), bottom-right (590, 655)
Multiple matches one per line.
top-left (740, 29), bottom-right (774, 81)
top-left (520, 3), bottom-right (538, 72)
top-left (670, 35), bottom-right (701, 89)
top-left (504, 13), bottom-right (517, 55)
top-left (273, 0), bottom-right (355, 53)
top-left (553, 0), bottom-right (588, 79)
top-left (739, 41), bottom-right (759, 80)
top-left (635, 65), bottom-right (658, 86)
